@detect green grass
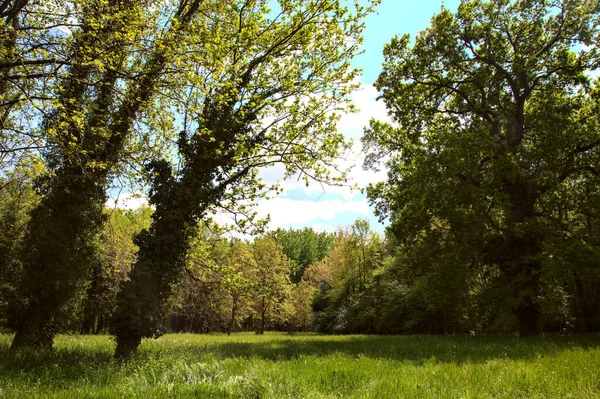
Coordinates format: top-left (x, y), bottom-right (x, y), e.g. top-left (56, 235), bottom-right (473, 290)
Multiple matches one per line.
top-left (1, 332), bottom-right (599, 398)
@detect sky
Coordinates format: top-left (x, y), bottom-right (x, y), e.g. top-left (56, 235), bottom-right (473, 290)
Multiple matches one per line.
top-left (246, 0), bottom-right (462, 234)
top-left (109, 0), bottom-right (461, 234)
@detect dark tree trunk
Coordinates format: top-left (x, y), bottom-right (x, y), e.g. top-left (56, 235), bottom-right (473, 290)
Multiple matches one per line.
top-left (502, 178), bottom-right (542, 336)
top-left (10, 170), bottom-right (106, 350)
top-left (259, 297), bottom-right (266, 335)
top-left (81, 313), bottom-right (95, 335)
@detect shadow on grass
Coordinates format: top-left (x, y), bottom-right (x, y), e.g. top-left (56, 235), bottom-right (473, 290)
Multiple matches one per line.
top-left (0, 336), bottom-right (116, 387)
top-left (1, 332), bottom-right (599, 388)
top-left (162, 333), bottom-right (600, 365)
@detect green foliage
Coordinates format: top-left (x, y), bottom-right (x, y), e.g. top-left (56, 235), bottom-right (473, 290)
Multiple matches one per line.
top-left (363, 0), bottom-right (600, 335)
top-left (111, 0), bottom-right (376, 355)
top-left (312, 219), bottom-right (387, 334)
top-left (251, 237), bottom-right (293, 334)
top-left (0, 156), bottom-right (42, 328)
top-left (271, 227), bottom-right (335, 283)
top-left (168, 226), bottom-right (249, 334)
top-left (80, 206), bottom-right (152, 334)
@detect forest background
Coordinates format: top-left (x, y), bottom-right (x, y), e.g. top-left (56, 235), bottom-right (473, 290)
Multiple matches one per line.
top-left (0, 0), bottom-right (599, 358)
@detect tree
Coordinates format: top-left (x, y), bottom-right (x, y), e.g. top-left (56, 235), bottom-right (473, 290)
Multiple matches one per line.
top-left (312, 220), bottom-right (386, 334)
top-left (80, 206), bottom-right (152, 334)
top-left (363, 0), bottom-right (600, 334)
top-left (271, 227), bottom-right (334, 283)
top-left (169, 227), bottom-right (254, 334)
top-left (110, 0), bottom-right (376, 356)
top-left (0, 155), bottom-right (42, 327)
top-left (222, 242), bottom-right (255, 335)
top-left (289, 280), bottom-right (316, 332)
top-left (250, 236), bottom-right (292, 334)
top-left (8, 0), bottom-right (212, 350)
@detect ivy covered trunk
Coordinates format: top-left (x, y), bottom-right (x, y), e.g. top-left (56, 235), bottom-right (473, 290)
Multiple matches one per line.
top-left (9, 168), bottom-right (106, 349)
top-left (111, 98), bottom-right (256, 356)
top-left (111, 164), bottom-right (194, 357)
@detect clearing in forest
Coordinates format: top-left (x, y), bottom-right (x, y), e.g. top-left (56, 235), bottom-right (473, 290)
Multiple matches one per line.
top-left (1, 332), bottom-right (599, 398)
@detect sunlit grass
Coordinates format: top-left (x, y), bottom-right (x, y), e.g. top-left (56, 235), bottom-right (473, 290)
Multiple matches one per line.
top-left (1, 332), bottom-right (599, 398)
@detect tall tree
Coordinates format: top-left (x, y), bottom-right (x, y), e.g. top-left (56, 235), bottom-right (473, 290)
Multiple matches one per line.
top-left (80, 206), bottom-right (152, 334)
top-left (9, 0), bottom-right (208, 350)
top-left (364, 0), bottom-right (600, 334)
top-left (271, 227), bottom-right (334, 282)
top-left (110, 0), bottom-right (376, 356)
top-left (222, 242), bottom-right (255, 335)
top-left (251, 236), bottom-right (292, 334)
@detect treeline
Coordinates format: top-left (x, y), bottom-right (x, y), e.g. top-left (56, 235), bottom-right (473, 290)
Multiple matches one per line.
top-left (0, 188), bottom-right (341, 335)
top-left (1, 0), bottom-right (599, 353)
top-left (2, 166), bottom-right (600, 337)
top-left (0, 0), bottom-right (374, 355)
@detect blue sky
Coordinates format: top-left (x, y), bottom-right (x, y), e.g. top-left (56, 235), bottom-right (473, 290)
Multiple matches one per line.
top-left (110, 0), bottom-right (462, 234)
top-left (247, 0), bottom-right (462, 234)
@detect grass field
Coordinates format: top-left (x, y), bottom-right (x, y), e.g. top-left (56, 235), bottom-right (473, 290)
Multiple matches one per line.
top-left (1, 332), bottom-right (599, 398)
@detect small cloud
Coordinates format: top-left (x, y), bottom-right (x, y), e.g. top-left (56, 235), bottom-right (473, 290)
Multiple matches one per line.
top-left (254, 197), bottom-right (370, 229)
top-left (336, 83), bottom-right (391, 138)
top-left (106, 192), bottom-right (149, 210)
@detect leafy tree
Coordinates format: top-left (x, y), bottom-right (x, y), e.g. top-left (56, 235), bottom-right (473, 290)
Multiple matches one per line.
top-left (271, 227), bottom-right (334, 283)
top-left (250, 236), bottom-right (293, 334)
top-left (169, 227), bottom-right (253, 334)
top-left (80, 206), bottom-right (152, 334)
top-left (312, 220), bottom-right (386, 334)
top-left (8, 0), bottom-right (215, 350)
top-left (363, 0), bottom-right (600, 334)
top-left (0, 156), bottom-right (42, 327)
top-left (289, 280), bottom-right (316, 332)
top-left (221, 242), bottom-right (255, 335)
top-left (110, 0), bottom-right (376, 356)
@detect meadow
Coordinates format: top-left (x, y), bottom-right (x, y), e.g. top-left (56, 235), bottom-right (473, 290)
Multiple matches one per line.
top-left (1, 332), bottom-right (599, 398)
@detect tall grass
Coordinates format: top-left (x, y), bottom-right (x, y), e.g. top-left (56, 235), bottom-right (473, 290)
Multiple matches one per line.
top-left (1, 332), bottom-right (599, 398)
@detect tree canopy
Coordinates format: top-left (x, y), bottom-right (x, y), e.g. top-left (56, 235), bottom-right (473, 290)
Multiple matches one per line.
top-left (363, 0), bottom-right (600, 334)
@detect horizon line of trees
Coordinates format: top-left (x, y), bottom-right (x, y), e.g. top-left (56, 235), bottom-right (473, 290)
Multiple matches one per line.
top-left (1, 0), bottom-right (599, 356)
top-left (0, 0), bottom-right (377, 356)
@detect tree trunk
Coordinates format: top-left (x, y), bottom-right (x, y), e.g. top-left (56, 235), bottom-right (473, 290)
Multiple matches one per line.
top-left (503, 178), bottom-right (542, 336)
top-left (260, 297), bottom-right (266, 335)
top-left (10, 306), bottom-right (54, 350)
top-left (114, 335), bottom-right (142, 359)
top-left (228, 297), bottom-right (237, 336)
top-left (81, 313), bottom-right (95, 335)
top-left (10, 170), bottom-right (106, 350)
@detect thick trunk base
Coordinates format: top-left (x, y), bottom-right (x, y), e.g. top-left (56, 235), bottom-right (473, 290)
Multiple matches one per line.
top-left (10, 324), bottom-right (54, 351)
top-left (114, 335), bottom-right (142, 359)
top-left (517, 302), bottom-right (541, 336)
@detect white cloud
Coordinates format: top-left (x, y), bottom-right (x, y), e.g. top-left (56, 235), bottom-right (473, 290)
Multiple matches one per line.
top-left (106, 192), bottom-right (149, 210)
top-left (254, 197), bottom-right (370, 228)
top-left (336, 83), bottom-right (391, 138)
top-left (105, 83), bottom-right (391, 233)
